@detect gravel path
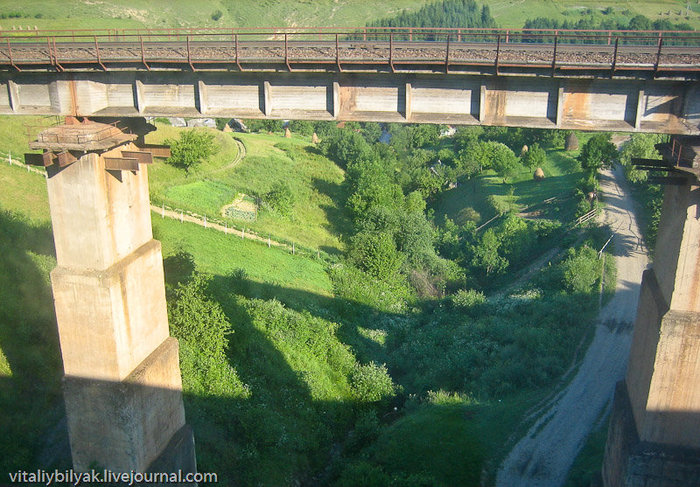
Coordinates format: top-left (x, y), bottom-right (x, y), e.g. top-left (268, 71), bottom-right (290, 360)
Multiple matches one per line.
top-left (496, 165), bottom-right (649, 487)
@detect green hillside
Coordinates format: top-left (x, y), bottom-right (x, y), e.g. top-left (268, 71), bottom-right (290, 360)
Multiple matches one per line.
top-left (0, 0), bottom-right (697, 31)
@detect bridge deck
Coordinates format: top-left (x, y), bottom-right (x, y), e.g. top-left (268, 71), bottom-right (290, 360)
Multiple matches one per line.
top-left (0, 28), bottom-right (698, 135)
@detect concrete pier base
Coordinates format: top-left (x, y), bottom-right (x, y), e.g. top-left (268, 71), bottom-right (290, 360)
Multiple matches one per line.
top-left (38, 121), bottom-right (195, 475)
top-left (603, 181), bottom-right (700, 486)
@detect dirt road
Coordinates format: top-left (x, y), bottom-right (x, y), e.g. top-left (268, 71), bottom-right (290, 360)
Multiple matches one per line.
top-left (496, 165), bottom-right (649, 487)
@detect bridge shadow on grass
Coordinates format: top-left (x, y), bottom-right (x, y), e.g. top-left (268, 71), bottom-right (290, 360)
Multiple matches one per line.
top-left (0, 209), bottom-right (68, 474)
top-left (208, 272), bottom-right (399, 372)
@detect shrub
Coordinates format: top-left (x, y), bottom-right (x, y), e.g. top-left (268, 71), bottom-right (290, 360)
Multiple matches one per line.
top-left (350, 362), bottom-right (396, 403)
top-left (560, 246), bottom-right (600, 294)
top-left (263, 181), bottom-right (295, 216)
top-left (348, 231), bottom-right (404, 280)
top-left (215, 118), bottom-right (229, 131)
top-left (211, 9), bottom-right (223, 21)
top-left (578, 133), bottom-right (617, 172)
top-left (451, 289), bottom-right (486, 310)
top-left (165, 129), bottom-right (217, 171)
top-left (168, 273), bottom-right (232, 363)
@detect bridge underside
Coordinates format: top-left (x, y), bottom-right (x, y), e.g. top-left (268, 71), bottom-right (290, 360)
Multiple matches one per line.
top-left (1, 71), bottom-right (698, 134)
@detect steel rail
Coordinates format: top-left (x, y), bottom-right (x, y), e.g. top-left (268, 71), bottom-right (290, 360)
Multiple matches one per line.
top-left (0, 29), bottom-right (698, 76)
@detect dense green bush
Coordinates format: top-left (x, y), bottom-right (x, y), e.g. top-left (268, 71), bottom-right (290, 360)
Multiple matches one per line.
top-left (578, 133), bottom-right (617, 172)
top-left (560, 245), bottom-right (601, 294)
top-left (263, 181), bottom-right (295, 216)
top-left (165, 129), bottom-right (217, 171)
top-left (348, 231), bottom-right (404, 280)
top-left (350, 362), bottom-right (396, 403)
top-left (451, 289), bottom-right (486, 310)
top-left (168, 273), bottom-right (232, 362)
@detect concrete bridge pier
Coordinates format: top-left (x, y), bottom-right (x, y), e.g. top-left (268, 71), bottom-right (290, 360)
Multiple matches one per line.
top-left (32, 121), bottom-right (196, 476)
top-left (603, 179), bottom-right (700, 486)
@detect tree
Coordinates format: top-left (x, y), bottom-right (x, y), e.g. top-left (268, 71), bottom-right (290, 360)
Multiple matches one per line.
top-left (348, 231), bottom-right (404, 280)
top-left (410, 124), bottom-right (440, 148)
top-left (165, 129), bottom-right (217, 171)
top-left (619, 134), bottom-right (663, 183)
top-left (360, 122), bottom-right (383, 143)
top-left (521, 142), bottom-right (546, 169)
top-left (453, 126), bottom-right (483, 152)
top-left (578, 133), bottom-right (617, 172)
top-left (320, 129), bottom-right (373, 168)
top-left (288, 120), bottom-right (314, 136)
top-left (471, 228), bottom-right (508, 276)
top-left (560, 246), bottom-right (600, 294)
top-left (489, 142), bottom-right (520, 183)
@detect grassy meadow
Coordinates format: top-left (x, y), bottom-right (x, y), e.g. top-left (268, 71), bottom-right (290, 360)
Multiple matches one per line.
top-left (147, 126), bottom-right (350, 254)
top-left (0, 0), bottom-right (698, 31)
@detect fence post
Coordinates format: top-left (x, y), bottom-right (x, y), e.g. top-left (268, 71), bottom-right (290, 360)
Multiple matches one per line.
top-left (268, 236), bottom-right (271, 248)
top-left (204, 215), bottom-right (207, 228)
top-left (162, 203), bottom-right (165, 218)
top-left (292, 242), bottom-right (295, 255)
top-left (8, 150), bottom-right (11, 165)
top-left (180, 211), bottom-right (183, 223)
top-left (242, 227), bottom-right (245, 239)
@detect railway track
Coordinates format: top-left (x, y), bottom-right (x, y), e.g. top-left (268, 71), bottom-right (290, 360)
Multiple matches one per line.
top-left (0, 27), bottom-right (698, 76)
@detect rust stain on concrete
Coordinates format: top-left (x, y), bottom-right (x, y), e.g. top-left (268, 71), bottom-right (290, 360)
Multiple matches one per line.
top-left (338, 86), bottom-right (356, 115)
top-left (68, 79), bottom-right (78, 116)
top-left (563, 83), bottom-right (592, 121)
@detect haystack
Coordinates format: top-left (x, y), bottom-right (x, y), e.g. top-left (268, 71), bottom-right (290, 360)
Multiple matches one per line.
top-left (534, 167), bottom-right (545, 180)
top-left (521, 144), bottom-right (528, 155)
top-left (284, 127), bottom-right (292, 138)
top-left (311, 132), bottom-right (320, 144)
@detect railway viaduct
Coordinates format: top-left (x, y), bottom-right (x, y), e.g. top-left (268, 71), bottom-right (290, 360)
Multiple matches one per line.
top-left (1, 27), bottom-right (699, 485)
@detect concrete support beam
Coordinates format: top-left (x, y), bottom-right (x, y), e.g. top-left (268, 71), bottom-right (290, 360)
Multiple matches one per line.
top-left (0, 72), bottom-right (696, 134)
top-left (7, 79), bottom-right (18, 112)
top-left (332, 81), bottom-right (339, 118)
top-left (263, 80), bottom-right (271, 117)
top-left (196, 80), bottom-right (208, 115)
top-left (478, 83), bottom-right (486, 122)
top-left (635, 86), bottom-right (645, 130)
top-left (405, 82), bottom-right (412, 121)
top-left (556, 83), bottom-right (565, 127)
top-left (603, 181), bottom-right (700, 486)
top-left (134, 80), bottom-right (145, 114)
top-left (41, 125), bottom-right (195, 474)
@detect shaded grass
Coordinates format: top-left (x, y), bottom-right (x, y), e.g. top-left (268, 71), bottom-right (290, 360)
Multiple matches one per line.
top-left (433, 145), bottom-right (584, 224)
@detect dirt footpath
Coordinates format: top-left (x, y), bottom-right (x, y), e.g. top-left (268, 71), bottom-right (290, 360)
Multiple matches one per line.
top-left (496, 166), bottom-right (649, 487)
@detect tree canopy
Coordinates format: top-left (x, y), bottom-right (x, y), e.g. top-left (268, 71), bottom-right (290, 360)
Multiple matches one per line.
top-left (165, 129), bottom-right (217, 171)
top-left (578, 134), bottom-right (617, 172)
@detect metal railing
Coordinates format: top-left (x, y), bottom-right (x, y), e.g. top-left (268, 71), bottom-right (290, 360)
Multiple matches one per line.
top-left (0, 27), bottom-right (698, 74)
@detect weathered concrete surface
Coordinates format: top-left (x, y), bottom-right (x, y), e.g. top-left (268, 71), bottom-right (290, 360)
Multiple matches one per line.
top-left (63, 338), bottom-right (187, 471)
top-left (39, 124), bottom-right (195, 474)
top-left (497, 166), bottom-right (648, 487)
top-left (603, 181), bottom-right (700, 485)
top-left (603, 381), bottom-right (700, 487)
top-left (1, 72), bottom-right (697, 134)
